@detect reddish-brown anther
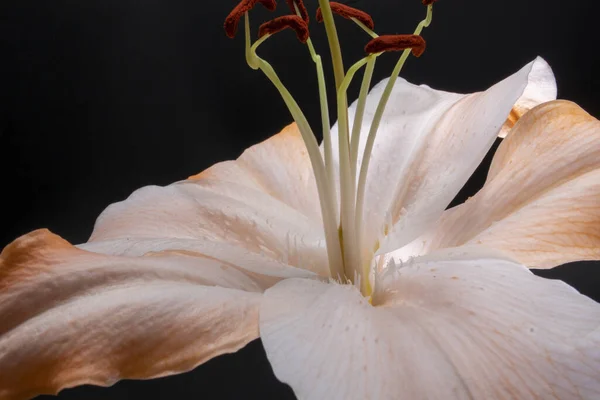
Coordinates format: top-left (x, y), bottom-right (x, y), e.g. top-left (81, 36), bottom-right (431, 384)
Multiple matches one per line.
top-left (365, 34), bottom-right (426, 57)
top-left (316, 2), bottom-right (375, 30)
top-left (259, 15), bottom-right (310, 43)
top-left (422, 0), bottom-right (438, 5)
top-left (224, 0), bottom-right (277, 39)
top-left (286, 0), bottom-right (309, 23)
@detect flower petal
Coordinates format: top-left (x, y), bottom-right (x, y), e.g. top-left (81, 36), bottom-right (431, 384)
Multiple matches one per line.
top-left (395, 100), bottom-right (600, 268)
top-left (191, 122), bottom-right (320, 219)
top-left (260, 247), bottom-right (600, 400)
top-left (498, 57), bottom-right (557, 138)
top-left (261, 278), bottom-right (456, 400)
top-left (0, 229), bottom-right (262, 399)
top-left (85, 123), bottom-right (328, 276)
top-left (330, 58), bottom-right (549, 255)
top-left (377, 246), bottom-right (600, 398)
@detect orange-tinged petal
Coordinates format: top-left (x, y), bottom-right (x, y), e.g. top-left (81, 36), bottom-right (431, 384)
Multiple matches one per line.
top-left (498, 57), bottom-right (556, 138)
top-left (86, 123), bottom-right (328, 277)
top-left (0, 229), bottom-right (262, 399)
top-left (468, 168), bottom-right (600, 267)
top-left (190, 122), bottom-right (320, 220)
top-left (393, 100), bottom-right (600, 268)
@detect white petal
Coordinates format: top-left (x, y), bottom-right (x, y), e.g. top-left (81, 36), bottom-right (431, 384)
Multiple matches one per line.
top-left (330, 58), bottom-right (546, 255)
top-left (260, 248), bottom-right (600, 400)
top-left (0, 230), bottom-right (262, 399)
top-left (376, 247), bottom-right (600, 398)
top-left (85, 123), bottom-right (328, 276)
top-left (235, 123), bottom-right (321, 219)
top-left (261, 278), bottom-right (466, 400)
top-left (394, 100), bottom-right (600, 268)
top-left (498, 57), bottom-right (557, 138)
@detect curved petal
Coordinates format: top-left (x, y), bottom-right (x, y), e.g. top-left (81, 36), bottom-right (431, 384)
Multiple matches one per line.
top-left (80, 236), bottom-right (316, 280)
top-left (395, 100), bottom-right (600, 268)
top-left (260, 247), bottom-right (600, 400)
top-left (330, 57), bottom-right (550, 255)
top-left (498, 57), bottom-right (557, 138)
top-left (86, 123), bottom-right (328, 276)
top-left (190, 122), bottom-right (320, 220)
top-left (0, 229), bottom-right (262, 399)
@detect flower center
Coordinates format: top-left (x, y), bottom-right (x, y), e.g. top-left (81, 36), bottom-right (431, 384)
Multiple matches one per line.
top-left (225, 0), bottom-right (436, 297)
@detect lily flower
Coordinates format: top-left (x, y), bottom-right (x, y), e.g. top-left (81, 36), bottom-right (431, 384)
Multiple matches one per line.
top-left (1, 1), bottom-right (599, 399)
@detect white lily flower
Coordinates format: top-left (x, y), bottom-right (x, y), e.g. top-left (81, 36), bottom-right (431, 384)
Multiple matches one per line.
top-left (1, 1), bottom-right (598, 399)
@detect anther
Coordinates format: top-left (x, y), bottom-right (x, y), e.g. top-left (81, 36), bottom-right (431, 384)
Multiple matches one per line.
top-left (365, 34), bottom-right (426, 57)
top-left (258, 15), bottom-right (310, 43)
top-left (287, 0), bottom-right (309, 23)
top-left (316, 2), bottom-right (375, 30)
top-left (224, 0), bottom-right (277, 39)
top-left (422, 0), bottom-right (438, 5)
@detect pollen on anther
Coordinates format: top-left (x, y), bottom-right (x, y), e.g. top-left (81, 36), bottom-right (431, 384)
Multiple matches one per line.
top-left (316, 2), bottom-right (375, 30)
top-left (259, 15), bottom-right (310, 43)
top-left (365, 34), bottom-right (426, 57)
top-left (224, 0), bottom-right (277, 39)
top-left (286, 0), bottom-right (309, 23)
top-left (422, 0), bottom-right (438, 5)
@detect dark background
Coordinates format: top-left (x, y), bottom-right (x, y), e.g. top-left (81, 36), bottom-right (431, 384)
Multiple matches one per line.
top-left (1, 0), bottom-right (598, 398)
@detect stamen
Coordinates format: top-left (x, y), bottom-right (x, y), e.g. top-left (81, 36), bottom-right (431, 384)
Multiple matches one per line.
top-left (316, 2), bottom-right (375, 30)
top-left (350, 56), bottom-right (376, 183)
top-left (365, 34), bottom-right (426, 57)
top-left (241, 13), bottom-right (344, 279)
top-left (297, 12), bottom-right (339, 221)
top-left (227, 0), bottom-right (437, 296)
top-left (286, 0), bottom-right (309, 23)
top-left (258, 15), bottom-right (310, 43)
top-left (355, 6), bottom-right (434, 284)
top-left (224, 0), bottom-right (277, 38)
top-left (336, 56), bottom-right (374, 283)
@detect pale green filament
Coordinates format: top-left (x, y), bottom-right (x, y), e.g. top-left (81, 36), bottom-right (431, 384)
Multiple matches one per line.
top-left (344, 11), bottom-right (378, 184)
top-left (294, 2), bottom-right (338, 220)
top-left (337, 56), bottom-right (379, 295)
top-left (348, 56), bottom-right (378, 297)
top-left (309, 41), bottom-right (339, 220)
top-left (335, 56), bottom-right (371, 280)
top-left (355, 5), bottom-right (434, 287)
top-left (331, 8), bottom-right (379, 286)
top-left (350, 56), bottom-right (376, 182)
top-left (238, 2), bottom-right (435, 296)
top-left (345, 9), bottom-right (378, 184)
top-left (317, 0), bottom-right (366, 285)
top-left (317, 1), bottom-right (351, 272)
top-left (351, 18), bottom-right (378, 39)
top-left (244, 14), bottom-right (344, 279)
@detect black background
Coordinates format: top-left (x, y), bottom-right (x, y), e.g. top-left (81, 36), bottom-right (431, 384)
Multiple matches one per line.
top-left (1, 0), bottom-right (599, 398)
